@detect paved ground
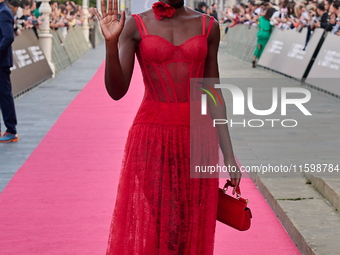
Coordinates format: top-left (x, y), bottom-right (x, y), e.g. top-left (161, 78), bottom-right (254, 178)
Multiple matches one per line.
top-left (219, 41), bottom-right (340, 255)
top-left (0, 42), bottom-right (106, 193)
top-left (1, 39), bottom-right (340, 254)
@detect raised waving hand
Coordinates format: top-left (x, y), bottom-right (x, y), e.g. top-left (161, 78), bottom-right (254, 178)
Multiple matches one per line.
top-left (94, 0), bottom-right (126, 43)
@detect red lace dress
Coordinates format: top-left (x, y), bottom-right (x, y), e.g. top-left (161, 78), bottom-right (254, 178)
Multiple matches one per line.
top-left (106, 13), bottom-right (219, 255)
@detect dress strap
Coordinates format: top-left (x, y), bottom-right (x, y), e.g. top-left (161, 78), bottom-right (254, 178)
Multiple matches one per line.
top-left (202, 14), bottom-right (206, 35)
top-left (202, 14), bottom-right (214, 37)
top-left (206, 16), bottom-right (214, 37)
top-left (132, 14), bottom-right (144, 38)
top-left (136, 14), bottom-right (148, 36)
top-left (132, 14), bottom-right (148, 38)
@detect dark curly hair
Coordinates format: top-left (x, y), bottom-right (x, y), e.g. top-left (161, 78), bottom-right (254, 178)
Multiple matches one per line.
top-left (263, 7), bottom-right (276, 20)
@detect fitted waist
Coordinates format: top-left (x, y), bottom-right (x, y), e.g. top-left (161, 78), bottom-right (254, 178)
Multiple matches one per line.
top-left (132, 100), bottom-right (213, 126)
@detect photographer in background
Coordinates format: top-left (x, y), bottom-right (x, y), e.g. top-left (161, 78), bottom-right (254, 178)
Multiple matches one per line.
top-left (333, 12), bottom-right (340, 35)
top-left (211, 3), bottom-right (218, 20)
top-left (326, 0), bottom-right (340, 32)
top-left (6, 0), bottom-right (21, 36)
top-left (15, 0), bottom-right (42, 32)
top-left (195, 2), bottom-right (207, 14)
top-left (304, 2), bottom-right (330, 49)
top-left (315, 2), bottom-right (330, 29)
top-left (325, 0), bottom-right (333, 13)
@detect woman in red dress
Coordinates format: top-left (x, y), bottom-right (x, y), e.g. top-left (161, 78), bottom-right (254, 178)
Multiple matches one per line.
top-left (94, 1), bottom-right (241, 254)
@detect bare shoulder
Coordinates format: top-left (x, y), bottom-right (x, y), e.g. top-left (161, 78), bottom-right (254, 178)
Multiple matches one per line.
top-left (122, 15), bottom-right (138, 34)
top-left (120, 14), bottom-right (140, 43)
top-left (184, 7), bottom-right (205, 23)
top-left (138, 9), bottom-right (155, 19)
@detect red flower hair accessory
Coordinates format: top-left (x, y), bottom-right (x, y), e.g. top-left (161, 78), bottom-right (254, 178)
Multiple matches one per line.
top-left (152, 1), bottom-right (176, 20)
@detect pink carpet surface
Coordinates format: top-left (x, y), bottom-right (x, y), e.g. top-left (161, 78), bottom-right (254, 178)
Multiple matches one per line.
top-left (0, 60), bottom-right (300, 254)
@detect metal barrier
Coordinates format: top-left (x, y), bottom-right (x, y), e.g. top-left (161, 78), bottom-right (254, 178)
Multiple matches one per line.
top-left (94, 21), bottom-right (104, 46)
top-left (51, 31), bottom-right (71, 75)
top-left (51, 23), bottom-right (104, 75)
top-left (258, 28), bottom-right (324, 79)
top-left (10, 24), bottom-right (103, 96)
top-left (305, 32), bottom-right (340, 97)
top-left (64, 26), bottom-right (90, 63)
top-left (89, 21), bottom-right (105, 48)
top-left (220, 24), bottom-right (258, 63)
top-left (220, 25), bottom-right (340, 97)
top-left (51, 26), bottom-right (90, 74)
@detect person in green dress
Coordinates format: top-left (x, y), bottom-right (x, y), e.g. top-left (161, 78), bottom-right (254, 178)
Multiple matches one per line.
top-left (253, 7), bottom-right (276, 68)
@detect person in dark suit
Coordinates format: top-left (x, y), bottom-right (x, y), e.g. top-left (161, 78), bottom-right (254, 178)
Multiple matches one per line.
top-left (0, 0), bottom-right (18, 142)
top-left (211, 3), bottom-right (218, 20)
top-left (195, 2), bottom-right (207, 14)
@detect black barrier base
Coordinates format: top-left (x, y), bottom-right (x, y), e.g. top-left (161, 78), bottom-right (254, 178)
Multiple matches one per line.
top-left (302, 31), bottom-right (326, 79)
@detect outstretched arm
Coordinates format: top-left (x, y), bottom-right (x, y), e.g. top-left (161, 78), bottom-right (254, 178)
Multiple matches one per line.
top-left (203, 18), bottom-right (242, 194)
top-left (95, 0), bottom-right (137, 100)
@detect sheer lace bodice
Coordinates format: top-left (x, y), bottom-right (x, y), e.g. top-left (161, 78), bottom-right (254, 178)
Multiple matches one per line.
top-left (132, 13), bottom-right (214, 126)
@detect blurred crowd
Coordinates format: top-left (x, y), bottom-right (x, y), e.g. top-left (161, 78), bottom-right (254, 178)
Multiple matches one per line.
top-left (194, 0), bottom-right (340, 36)
top-left (4, 0), bottom-right (97, 37)
top-left (4, 0), bottom-right (339, 37)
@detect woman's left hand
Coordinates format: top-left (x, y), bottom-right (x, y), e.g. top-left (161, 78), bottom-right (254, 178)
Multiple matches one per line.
top-left (224, 158), bottom-right (242, 195)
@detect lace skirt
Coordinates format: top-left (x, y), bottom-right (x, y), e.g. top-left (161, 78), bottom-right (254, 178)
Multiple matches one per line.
top-left (106, 101), bottom-right (219, 255)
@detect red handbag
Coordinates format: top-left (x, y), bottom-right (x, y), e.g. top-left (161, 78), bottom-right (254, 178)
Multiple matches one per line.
top-left (217, 180), bottom-right (252, 231)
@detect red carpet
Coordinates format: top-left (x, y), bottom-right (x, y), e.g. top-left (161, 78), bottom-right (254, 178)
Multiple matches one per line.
top-left (0, 60), bottom-right (300, 254)
top-left (215, 173), bottom-right (300, 254)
